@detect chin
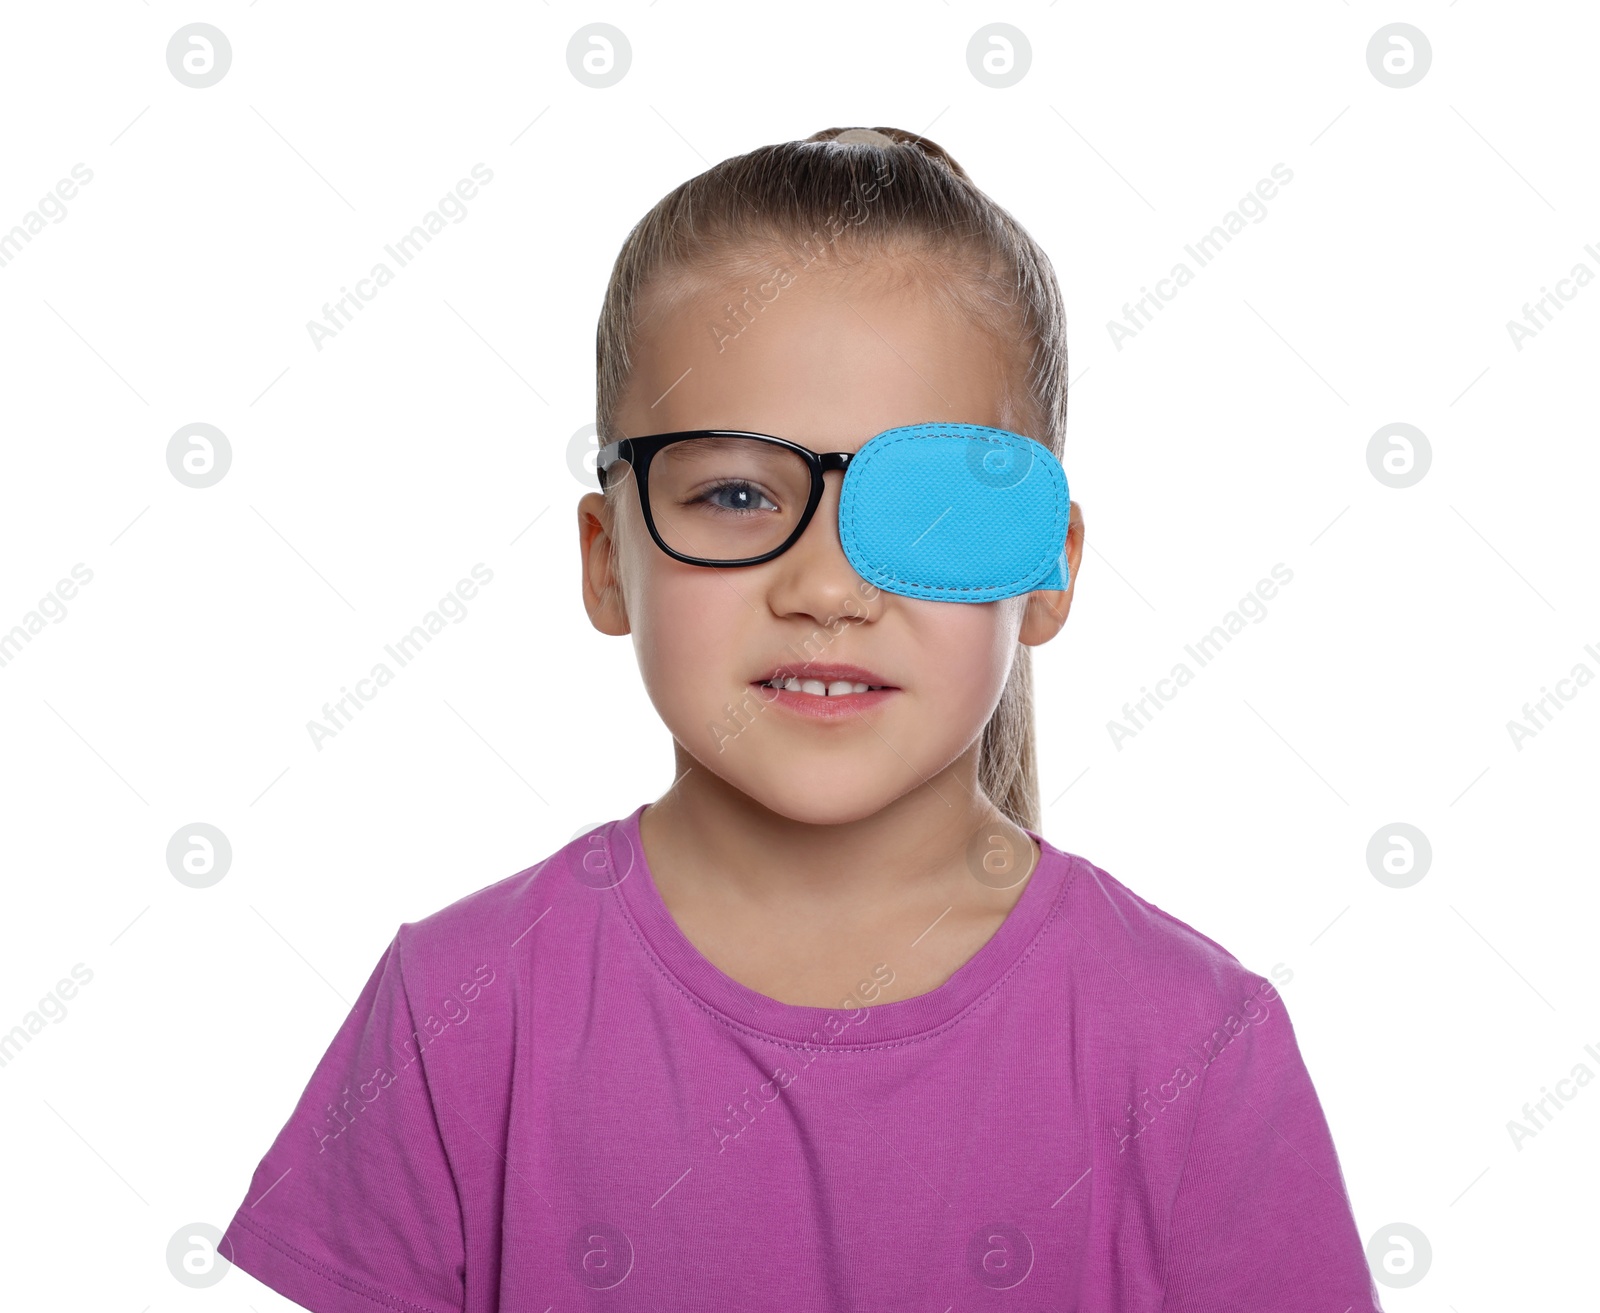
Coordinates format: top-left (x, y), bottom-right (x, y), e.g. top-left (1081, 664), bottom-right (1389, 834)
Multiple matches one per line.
top-left (748, 793), bottom-right (897, 829)
top-left (724, 756), bottom-right (931, 828)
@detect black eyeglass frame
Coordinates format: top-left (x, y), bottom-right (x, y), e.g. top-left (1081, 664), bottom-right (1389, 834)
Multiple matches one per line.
top-left (595, 429), bottom-right (858, 569)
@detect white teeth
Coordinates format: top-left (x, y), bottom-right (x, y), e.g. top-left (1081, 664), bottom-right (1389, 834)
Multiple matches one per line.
top-left (767, 678), bottom-right (877, 697)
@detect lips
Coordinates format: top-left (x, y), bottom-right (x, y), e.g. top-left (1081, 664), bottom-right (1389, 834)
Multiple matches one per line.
top-left (751, 661), bottom-right (898, 690)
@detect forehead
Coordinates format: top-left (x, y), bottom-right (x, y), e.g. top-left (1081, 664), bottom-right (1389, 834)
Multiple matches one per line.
top-left (619, 258), bottom-right (1020, 450)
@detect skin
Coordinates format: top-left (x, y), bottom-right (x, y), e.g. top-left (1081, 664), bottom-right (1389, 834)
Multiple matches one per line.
top-left (577, 255), bottom-right (1085, 1009)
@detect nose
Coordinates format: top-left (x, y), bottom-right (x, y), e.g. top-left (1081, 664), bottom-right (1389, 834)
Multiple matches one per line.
top-left (764, 464), bottom-right (883, 624)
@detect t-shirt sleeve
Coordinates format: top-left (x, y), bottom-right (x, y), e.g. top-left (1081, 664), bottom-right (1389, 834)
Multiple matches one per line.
top-left (220, 930), bottom-right (466, 1313)
top-left (1161, 984), bottom-right (1384, 1313)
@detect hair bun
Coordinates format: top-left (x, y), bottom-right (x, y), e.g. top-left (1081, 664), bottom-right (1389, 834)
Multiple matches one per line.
top-left (831, 128), bottom-right (897, 148)
top-left (811, 125), bottom-right (971, 181)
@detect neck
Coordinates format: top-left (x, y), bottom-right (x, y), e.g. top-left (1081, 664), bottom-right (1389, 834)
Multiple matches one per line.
top-left (639, 741), bottom-right (1036, 915)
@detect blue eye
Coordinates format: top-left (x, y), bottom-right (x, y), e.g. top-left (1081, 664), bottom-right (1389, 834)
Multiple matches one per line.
top-left (694, 481), bottom-right (779, 514)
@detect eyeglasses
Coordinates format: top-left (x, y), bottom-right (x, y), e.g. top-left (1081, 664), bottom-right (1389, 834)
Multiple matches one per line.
top-left (595, 429), bottom-right (856, 569)
top-left (594, 423), bottom-right (1070, 602)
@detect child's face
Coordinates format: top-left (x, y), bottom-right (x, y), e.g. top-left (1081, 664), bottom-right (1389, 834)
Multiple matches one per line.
top-left (579, 259), bottom-right (1082, 826)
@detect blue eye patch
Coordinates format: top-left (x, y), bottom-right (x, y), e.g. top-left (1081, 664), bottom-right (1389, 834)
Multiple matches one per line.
top-left (838, 423), bottom-right (1070, 602)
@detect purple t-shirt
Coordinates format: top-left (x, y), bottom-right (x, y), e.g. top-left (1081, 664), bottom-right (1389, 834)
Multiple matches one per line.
top-left (221, 802), bottom-right (1382, 1311)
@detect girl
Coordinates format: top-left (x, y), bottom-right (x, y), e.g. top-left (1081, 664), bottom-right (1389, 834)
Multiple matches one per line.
top-left (222, 126), bottom-right (1382, 1312)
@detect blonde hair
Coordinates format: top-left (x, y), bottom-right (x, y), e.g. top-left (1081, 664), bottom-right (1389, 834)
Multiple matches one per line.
top-left (595, 126), bottom-right (1068, 831)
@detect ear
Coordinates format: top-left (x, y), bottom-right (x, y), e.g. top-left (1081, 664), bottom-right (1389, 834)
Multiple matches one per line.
top-left (578, 491), bottom-right (631, 636)
top-left (1019, 499), bottom-right (1084, 646)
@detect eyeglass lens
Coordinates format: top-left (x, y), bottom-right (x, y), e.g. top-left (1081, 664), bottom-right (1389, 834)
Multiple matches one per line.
top-left (646, 436), bottom-right (816, 562)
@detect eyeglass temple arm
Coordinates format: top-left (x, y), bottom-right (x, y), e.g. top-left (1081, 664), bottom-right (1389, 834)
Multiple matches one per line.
top-left (594, 438), bottom-right (628, 488)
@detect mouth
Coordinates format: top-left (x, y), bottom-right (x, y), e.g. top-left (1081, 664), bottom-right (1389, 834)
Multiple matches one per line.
top-left (751, 662), bottom-right (898, 700)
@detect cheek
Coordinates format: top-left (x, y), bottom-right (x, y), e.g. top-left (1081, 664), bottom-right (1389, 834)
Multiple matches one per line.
top-left (625, 557), bottom-right (742, 704)
top-left (611, 496), bottom-right (756, 727)
top-left (903, 599), bottom-right (1018, 713)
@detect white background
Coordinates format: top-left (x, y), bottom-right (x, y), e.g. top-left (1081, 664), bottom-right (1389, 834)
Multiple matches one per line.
top-left (1, 3), bottom-right (1595, 1309)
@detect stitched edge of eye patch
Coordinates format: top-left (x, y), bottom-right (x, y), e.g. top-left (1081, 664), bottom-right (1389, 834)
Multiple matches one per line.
top-left (839, 423), bottom-right (1068, 601)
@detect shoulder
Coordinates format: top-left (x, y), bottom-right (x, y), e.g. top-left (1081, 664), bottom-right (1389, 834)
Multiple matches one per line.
top-left (386, 819), bottom-right (615, 981)
top-left (1047, 843), bottom-right (1281, 1036)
